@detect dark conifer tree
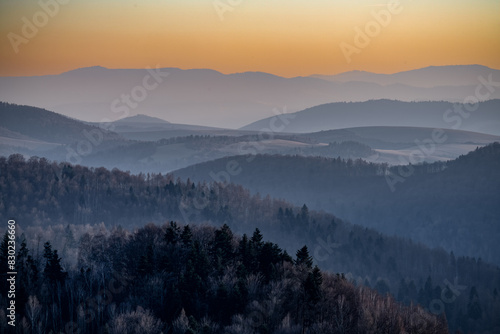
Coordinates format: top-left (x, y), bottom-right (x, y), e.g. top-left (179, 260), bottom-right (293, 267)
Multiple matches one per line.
top-left (467, 286), bottom-right (483, 320)
top-left (296, 245), bottom-right (313, 269)
top-left (181, 225), bottom-right (193, 246)
top-left (0, 232), bottom-right (11, 293)
top-left (165, 221), bottom-right (181, 244)
top-left (43, 242), bottom-right (67, 284)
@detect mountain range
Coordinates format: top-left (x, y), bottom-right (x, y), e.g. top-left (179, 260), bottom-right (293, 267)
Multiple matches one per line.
top-left (312, 64), bottom-right (500, 87)
top-left (241, 99), bottom-right (500, 135)
top-left (1, 65), bottom-right (499, 129)
top-left (1, 64), bottom-right (500, 333)
top-left (172, 143), bottom-right (500, 265)
top-left (2, 102), bottom-right (499, 173)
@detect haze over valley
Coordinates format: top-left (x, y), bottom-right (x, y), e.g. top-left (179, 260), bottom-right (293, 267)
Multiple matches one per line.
top-left (1, 0), bottom-right (499, 333)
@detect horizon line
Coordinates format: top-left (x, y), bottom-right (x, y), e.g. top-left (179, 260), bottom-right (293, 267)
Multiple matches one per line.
top-left (1, 63), bottom-right (498, 79)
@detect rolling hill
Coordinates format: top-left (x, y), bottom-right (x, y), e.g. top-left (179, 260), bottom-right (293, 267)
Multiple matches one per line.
top-left (172, 143), bottom-right (500, 265)
top-left (3, 103), bottom-right (499, 173)
top-left (1, 154), bottom-right (498, 333)
top-left (241, 99), bottom-right (500, 135)
top-left (0, 102), bottom-right (127, 163)
top-left (103, 114), bottom-right (249, 141)
top-left (1, 65), bottom-right (499, 128)
top-left (0, 102), bottom-right (121, 144)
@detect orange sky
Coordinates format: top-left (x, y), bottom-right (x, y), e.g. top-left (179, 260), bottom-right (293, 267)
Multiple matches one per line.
top-left (0, 0), bottom-right (499, 77)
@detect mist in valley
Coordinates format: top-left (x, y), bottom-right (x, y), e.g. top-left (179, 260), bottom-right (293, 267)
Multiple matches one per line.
top-left (1, 1), bottom-right (500, 332)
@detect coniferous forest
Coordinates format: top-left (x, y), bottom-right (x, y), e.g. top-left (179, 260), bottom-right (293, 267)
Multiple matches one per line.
top-left (1, 1), bottom-right (499, 332)
top-left (1, 153), bottom-right (499, 333)
top-left (1, 220), bottom-right (449, 334)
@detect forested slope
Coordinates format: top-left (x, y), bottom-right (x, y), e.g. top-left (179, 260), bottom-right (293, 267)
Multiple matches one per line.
top-left (0, 155), bottom-right (499, 332)
top-left (173, 143), bottom-right (500, 265)
top-left (1, 223), bottom-right (450, 333)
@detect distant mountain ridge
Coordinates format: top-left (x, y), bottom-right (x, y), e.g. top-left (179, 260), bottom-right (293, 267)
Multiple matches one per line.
top-left (1, 65), bottom-right (499, 128)
top-left (241, 99), bottom-right (500, 135)
top-left (2, 102), bottom-right (499, 173)
top-left (113, 114), bottom-right (170, 124)
top-left (310, 64), bottom-right (500, 87)
top-left (172, 143), bottom-right (500, 264)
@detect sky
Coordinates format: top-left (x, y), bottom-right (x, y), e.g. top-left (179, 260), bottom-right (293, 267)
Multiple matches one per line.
top-left (0, 0), bottom-right (499, 77)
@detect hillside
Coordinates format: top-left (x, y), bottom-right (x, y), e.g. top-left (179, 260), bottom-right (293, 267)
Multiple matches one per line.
top-left (241, 100), bottom-right (500, 135)
top-left (3, 101), bottom-right (498, 173)
top-left (1, 65), bottom-right (499, 128)
top-left (172, 143), bottom-right (500, 265)
top-left (103, 114), bottom-right (244, 141)
top-left (1, 103), bottom-right (373, 173)
top-left (0, 102), bottom-right (121, 144)
top-left (0, 154), bottom-right (499, 333)
top-left (0, 102), bottom-right (126, 163)
top-left (299, 126), bottom-right (500, 149)
top-left (0, 223), bottom-right (449, 333)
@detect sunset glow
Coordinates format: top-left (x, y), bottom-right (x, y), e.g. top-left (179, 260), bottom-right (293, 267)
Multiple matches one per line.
top-left (1, 0), bottom-right (499, 77)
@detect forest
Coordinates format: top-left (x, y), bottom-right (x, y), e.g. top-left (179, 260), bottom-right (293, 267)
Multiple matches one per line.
top-left (0, 154), bottom-right (499, 332)
top-left (173, 143), bottom-right (500, 265)
top-left (0, 222), bottom-right (449, 333)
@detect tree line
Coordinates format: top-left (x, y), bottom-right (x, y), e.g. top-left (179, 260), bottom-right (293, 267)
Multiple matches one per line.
top-left (1, 223), bottom-right (448, 333)
top-left (0, 154), bottom-right (498, 332)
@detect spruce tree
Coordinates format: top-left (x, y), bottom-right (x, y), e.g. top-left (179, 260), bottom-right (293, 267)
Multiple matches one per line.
top-left (295, 245), bottom-right (313, 269)
top-left (181, 225), bottom-right (193, 246)
top-left (467, 286), bottom-right (482, 320)
top-left (43, 242), bottom-right (66, 284)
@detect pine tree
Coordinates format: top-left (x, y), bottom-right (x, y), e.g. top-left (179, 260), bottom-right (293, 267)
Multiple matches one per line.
top-left (0, 232), bottom-right (10, 293)
top-left (295, 245), bottom-right (313, 269)
top-left (43, 242), bottom-right (66, 284)
top-left (304, 266), bottom-right (323, 304)
top-left (258, 241), bottom-right (282, 282)
top-left (250, 228), bottom-right (263, 248)
top-left (181, 225), bottom-right (193, 246)
top-left (0, 232), bottom-right (9, 271)
top-left (299, 204), bottom-right (309, 224)
top-left (43, 241), bottom-right (52, 262)
top-left (165, 221), bottom-right (181, 244)
top-left (467, 286), bottom-right (482, 320)
top-left (277, 207), bottom-right (284, 222)
top-left (212, 224), bottom-right (234, 269)
top-left (238, 234), bottom-right (251, 269)
top-left (16, 239), bottom-right (31, 308)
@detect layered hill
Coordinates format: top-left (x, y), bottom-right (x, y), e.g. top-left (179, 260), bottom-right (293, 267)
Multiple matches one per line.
top-left (3, 103), bottom-right (499, 173)
top-left (172, 143), bottom-right (500, 265)
top-left (311, 64), bottom-right (500, 88)
top-left (1, 154), bottom-right (499, 332)
top-left (1, 65), bottom-right (499, 128)
top-left (241, 100), bottom-right (500, 135)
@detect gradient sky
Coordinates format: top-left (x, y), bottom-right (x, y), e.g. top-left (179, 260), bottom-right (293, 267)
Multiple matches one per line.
top-left (1, 0), bottom-right (499, 77)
